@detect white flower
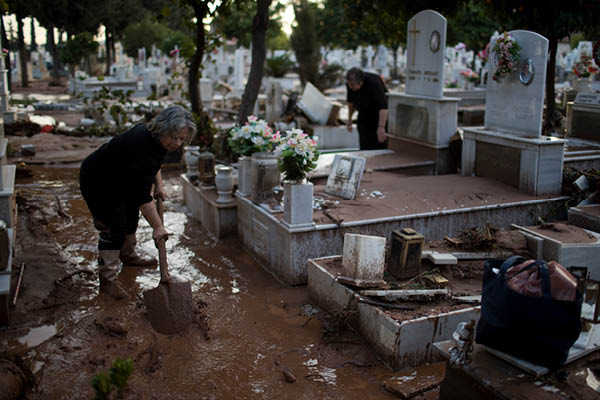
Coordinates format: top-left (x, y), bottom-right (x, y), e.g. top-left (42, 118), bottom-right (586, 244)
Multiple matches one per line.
top-left (252, 136), bottom-right (265, 146)
top-left (240, 125), bottom-right (252, 138)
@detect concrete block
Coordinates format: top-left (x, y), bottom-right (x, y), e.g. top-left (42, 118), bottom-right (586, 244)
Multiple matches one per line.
top-left (297, 82), bottom-right (341, 125)
top-left (515, 225), bottom-right (600, 281)
top-left (182, 174), bottom-right (237, 239)
top-left (313, 125), bottom-right (360, 151)
top-left (568, 205), bottom-right (600, 234)
top-left (422, 250), bottom-right (457, 265)
top-left (342, 233), bottom-right (386, 281)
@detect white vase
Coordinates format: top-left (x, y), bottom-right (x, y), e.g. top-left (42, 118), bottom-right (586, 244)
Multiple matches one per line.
top-left (283, 181), bottom-right (313, 226)
top-left (183, 146), bottom-right (200, 179)
top-left (215, 166), bottom-right (234, 204)
top-left (237, 156), bottom-right (253, 196)
top-left (572, 78), bottom-right (591, 93)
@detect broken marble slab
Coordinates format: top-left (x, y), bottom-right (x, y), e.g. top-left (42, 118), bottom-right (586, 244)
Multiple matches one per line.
top-left (325, 154), bottom-right (366, 200)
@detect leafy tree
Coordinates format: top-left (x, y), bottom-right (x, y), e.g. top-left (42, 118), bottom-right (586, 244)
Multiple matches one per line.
top-left (237, 0), bottom-right (272, 125)
top-left (446, 0), bottom-right (497, 68)
top-left (290, 0), bottom-right (320, 87)
top-left (160, 29), bottom-right (195, 60)
top-left (60, 32), bottom-right (99, 74)
top-left (480, 0), bottom-right (600, 134)
top-left (6, 0), bottom-right (33, 87)
top-left (213, 0), bottom-right (284, 50)
top-left (122, 17), bottom-right (170, 60)
top-left (31, 0), bottom-right (102, 82)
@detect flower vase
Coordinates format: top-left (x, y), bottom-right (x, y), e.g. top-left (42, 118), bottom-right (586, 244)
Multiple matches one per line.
top-left (250, 152), bottom-right (280, 204)
top-left (283, 180), bottom-right (313, 227)
top-left (215, 166), bottom-right (234, 204)
top-left (183, 145), bottom-right (200, 179)
top-left (237, 156), bottom-right (253, 196)
top-left (572, 78), bottom-right (591, 93)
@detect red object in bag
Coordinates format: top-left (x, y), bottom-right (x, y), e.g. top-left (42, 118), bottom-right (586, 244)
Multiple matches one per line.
top-left (506, 259), bottom-right (577, 301)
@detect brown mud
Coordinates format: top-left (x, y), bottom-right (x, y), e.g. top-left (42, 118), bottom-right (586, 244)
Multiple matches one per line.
top-left (1, 165), bottom-right (412, 399)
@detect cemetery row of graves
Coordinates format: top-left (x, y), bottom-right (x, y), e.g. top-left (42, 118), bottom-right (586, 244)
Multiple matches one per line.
top-left (1, 7), bottom-right (600, 400)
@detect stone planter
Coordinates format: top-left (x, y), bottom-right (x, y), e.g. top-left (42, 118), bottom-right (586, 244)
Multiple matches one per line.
top-left (283, 180), bottom-right (313, 227)
top-left (237, 156), bottom-right (253, 196)
top-left (183, 146), bottom-right (200, 179)
top-left (215, 166), bottom-right (234, 204)
top-left (250, 152), bottom-right (280, 204)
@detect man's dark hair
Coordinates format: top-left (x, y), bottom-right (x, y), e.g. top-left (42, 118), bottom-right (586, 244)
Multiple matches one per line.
top-left (345, 67), bottom-right (364, 83)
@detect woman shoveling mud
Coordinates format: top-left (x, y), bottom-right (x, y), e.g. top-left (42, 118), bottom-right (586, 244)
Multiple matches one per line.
top-left (79, 105), bottom-right (197, 299)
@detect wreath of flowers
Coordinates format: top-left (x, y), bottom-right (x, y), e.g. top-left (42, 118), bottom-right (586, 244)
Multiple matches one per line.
top-left (228, 115), bottom-right (277, 157)
top-left (273, 129), bottom-right (319, 183)
top-left (460, 69), bottom-right (480, 84)
top-left (492, 32), bottom-right (522, 83)
top-left (572, 54), bottom-right (599, 79)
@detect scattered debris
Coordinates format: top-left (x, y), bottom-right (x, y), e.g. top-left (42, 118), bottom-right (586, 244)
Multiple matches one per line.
top-left (354, 294), bottom-right (415, 311)
top-left (382, 362), bottom-right (445, 399)
top-left (360, 289), bottom-right (450, 302)
top-left (94, 316), bottom-right (128, 337)
top-left (369, 191), bottom-right (385, 199)
top-left (274, 361), bottom-right (297, 383)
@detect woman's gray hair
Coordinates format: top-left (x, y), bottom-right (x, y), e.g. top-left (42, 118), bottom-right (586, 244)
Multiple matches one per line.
top-left (147, 105), bottom-right (197, 141)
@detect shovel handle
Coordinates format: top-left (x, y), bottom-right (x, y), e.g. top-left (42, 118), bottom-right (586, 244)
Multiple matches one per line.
top-left (157, 236), bottom-right (170, 283)
top-left (155, 195), bottom-right (169, 282)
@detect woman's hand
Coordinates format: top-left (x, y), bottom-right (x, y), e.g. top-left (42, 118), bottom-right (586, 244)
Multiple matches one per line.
top-left (152, 226), bottom-right (169, 247)
top-left (154, 186), bottom-right (167, 201)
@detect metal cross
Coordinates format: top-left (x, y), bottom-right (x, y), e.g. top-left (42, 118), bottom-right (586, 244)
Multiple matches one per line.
top-left (408, 19), bottom-right (420, 66)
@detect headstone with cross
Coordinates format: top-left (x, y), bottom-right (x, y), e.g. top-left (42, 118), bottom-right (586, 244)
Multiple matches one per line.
top-left (405, 10), bottom-right (447, 99)
top-left (386, 10), bottom-right (459, 174)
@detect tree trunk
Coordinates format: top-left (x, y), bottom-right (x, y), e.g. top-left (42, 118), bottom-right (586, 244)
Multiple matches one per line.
top-left (189, 2), bottom-right (208, 116)
top-left (544, 36), bottom-right (558, 135)
top-left (30, 18), bottom-right (37, 52)
top-left (237, 0), bottom-right (271, 125)
top-left (47, 26), bottom-right (60, 84)
top-left (1, 17), bottom-right (11, 91)
top-left (16, 14), bottom-right (29, 88)
top-left (104, 31), bottom-right (112, 76)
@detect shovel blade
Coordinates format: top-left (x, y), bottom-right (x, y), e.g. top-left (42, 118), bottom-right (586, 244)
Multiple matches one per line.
top-left (143, 281), bottom-right (194, 335)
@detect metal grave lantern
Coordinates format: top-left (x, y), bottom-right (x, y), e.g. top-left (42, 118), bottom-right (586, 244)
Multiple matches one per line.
top-left (197, 151), bottom-right (216, 187)
top-left (388, 227), bottom-right (425, 280)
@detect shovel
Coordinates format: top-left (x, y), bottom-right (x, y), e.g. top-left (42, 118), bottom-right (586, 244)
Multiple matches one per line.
top-left (143, 196), bottom-right (194, 335)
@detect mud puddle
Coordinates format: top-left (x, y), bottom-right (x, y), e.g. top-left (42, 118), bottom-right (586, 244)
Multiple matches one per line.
top-left (2, 166), bottom-right (411, 399)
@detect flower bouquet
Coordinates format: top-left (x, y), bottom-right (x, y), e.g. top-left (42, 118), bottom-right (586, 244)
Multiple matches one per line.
top-left (460, 69), bottom-right (480, 84)
top-left (228, 115), bottom-right (277, 157)
top-left (572, 54), bottom-right (599, 79)
top-left (274, 129), bottom-right (319, 183)
top-left (492, 32), bottom-right (521, 82)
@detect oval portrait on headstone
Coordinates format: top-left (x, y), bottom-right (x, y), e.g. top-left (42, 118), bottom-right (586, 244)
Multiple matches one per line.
top-left (518, 58), bottom-right (535, 86)
top-left (429, 31), bottom-right (440, 53)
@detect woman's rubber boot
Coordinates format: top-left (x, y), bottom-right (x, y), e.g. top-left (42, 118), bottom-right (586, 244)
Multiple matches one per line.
top-left (119, 234), bottom-right (157, 268)
top-left (98, 250), bottom-right (128, 300)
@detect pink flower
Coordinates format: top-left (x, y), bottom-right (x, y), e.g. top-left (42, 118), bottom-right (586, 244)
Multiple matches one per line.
top-left (169, 49), bottom-right (179, 57)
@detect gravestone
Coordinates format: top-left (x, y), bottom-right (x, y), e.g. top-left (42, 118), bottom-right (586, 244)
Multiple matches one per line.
top-left (566, 93), bottom-right (600, 142)
top-left (484, 31), bottom-right (548, 138)
top-left (462, 30), bottom-right (567, 196)
top-left (233, 48), bottom-right (245, 97)
top-left (297, 82), bottom-right (341, 126)
top-left (405, 10), bottom-right (447, 99)
top-left (266, 79), bottom-right (283, 124)
top-left (325, 154), bottom-right (366, 200)
top-left (387, 10), bottom-right (460, 174)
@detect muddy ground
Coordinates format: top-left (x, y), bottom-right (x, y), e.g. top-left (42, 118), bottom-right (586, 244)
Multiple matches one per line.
top-left (2, 164), bottom-right (418, 399)
top-left (2, 82), bottom-right (599, 399)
